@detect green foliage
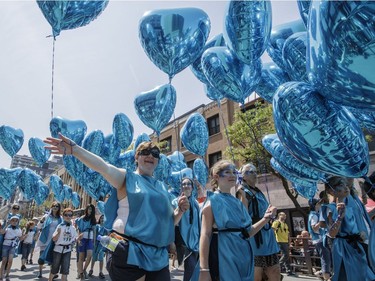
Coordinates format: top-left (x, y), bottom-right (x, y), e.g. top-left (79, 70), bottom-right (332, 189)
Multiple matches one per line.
top-left (225, 102), bottom-right (275, 170)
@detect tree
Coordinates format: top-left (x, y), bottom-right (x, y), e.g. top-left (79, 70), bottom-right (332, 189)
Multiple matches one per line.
top-left (225, 101), bottom-right (307, 216)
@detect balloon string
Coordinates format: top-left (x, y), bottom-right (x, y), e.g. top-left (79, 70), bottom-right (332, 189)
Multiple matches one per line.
top-left (51, 37), bottom-right (56, 119)
top-left (171, 112), bottom-right (184, 187)
top-left (218, 102), bottom-right (235, 163)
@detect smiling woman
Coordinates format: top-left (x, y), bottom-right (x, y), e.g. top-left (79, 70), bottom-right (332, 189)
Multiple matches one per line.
top-left (44, 133), bottom-right (190, 281)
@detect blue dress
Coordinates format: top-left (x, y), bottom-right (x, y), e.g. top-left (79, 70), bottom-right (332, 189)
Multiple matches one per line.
top-left (370, 220), bottom-right (375, 273)
top-left (93, 224), bottom-right (108, 261)
top-left (321, 203), bottom-right (375, 281)
top-left (208, 191), bottom-right (253, 281)
top-left (242, 186), bottom-right (279, 256)
top-left (104, 172), bottom-right (174, 271)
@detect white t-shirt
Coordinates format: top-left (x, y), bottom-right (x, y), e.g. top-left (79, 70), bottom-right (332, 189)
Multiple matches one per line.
top-left (113, 197), bottom-right (130, 234)
top-left (3, 227), bottom-right (22, 246)
top-left (53, 223), bottom-right (78, 254)
top-left (23, 229), bottom-right (36, 244)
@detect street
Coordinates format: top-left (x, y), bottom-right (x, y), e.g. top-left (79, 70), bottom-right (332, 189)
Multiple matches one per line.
top-left (9, 254), bottom-right (320, 281)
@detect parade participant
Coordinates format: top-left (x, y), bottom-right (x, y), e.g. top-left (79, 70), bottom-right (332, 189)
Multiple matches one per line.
top-left (272, 212), bottom-right (294, 275)
top-left (44, 134), bottom-right (189, 281)
top-left (88, 215), bottom-right (108, 279)
top-left (20, 220), bottom-right (37, 271)
top-left (199, 160), bottom-right (277, 281)
top-left (237, 163), bottom-right (281, 281)
top-left (36, 201), bottom-right (63, 279)
top-left (174, 178), bottom-right (200, 281)
top-left (48, 208), bottom-right (78, 281)
top-left (308, 198), bottom-right (331, 280)
top-left (28, 217), bottom-right (40, 264)
top-left (363, 172), bottom-right (375, 273)
top-left (0, 216), bottom-right (22, 281)
top-left (321, 176), bottom-right (375, 281)
top-left (75, 204), bottom-right (96, 280)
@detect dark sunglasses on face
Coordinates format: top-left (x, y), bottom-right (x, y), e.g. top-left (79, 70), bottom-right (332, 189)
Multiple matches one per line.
top-left (52, 205), bottom-right (59, 208)
top-left (12, 207), bottom-right (19, 210)
top-left (243, 170), bottom-right (257, 175)
top-left (138, 148), bottom-right (160, 159)
top-left (64, 213), bottom-right (73, 217)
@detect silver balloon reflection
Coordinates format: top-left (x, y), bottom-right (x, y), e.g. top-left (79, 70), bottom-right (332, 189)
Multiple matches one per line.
top-left (267, 19), bottom-right (305, 70)
top-left (134, 84), bottom-right (176, 136)
top-left (255, 62), bottom-right (290, 103)
top-left (224, 0), bottom-right (272, 63)
top-left (307, 1), bottom-right (375, 109)
top-left (282, 32), bottom-right (308, 82)
top-left (273, 81), bottom-right (369, 178)
top-left (139, 8), bottom-right (210, 80)
top-left (202, 47), bottom-right (262, 104)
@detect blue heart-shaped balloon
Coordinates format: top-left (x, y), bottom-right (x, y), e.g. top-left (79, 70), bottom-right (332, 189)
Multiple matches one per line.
top-left (0, 167), bottom-right (22, 199)
top-left (49, 174), bottom-right (64, 198)
top-left (83, 130), bottom-right (105, 156)
top-left (139, 8), bottom-right (210, 80)
top-left (204, 84), bottom-right (224, 104)
top-left (134, 84), bottom-right (176, 135)
top-left (191, 34), bottom-right (226, 84)
top-left (282, 32), bottom-right (308, 81)
top-left (81, 169), bottom-right (103, 201)
top-left (167, 151), bottom-right (187, 172)
top-left (224, 0), bottom-right (272, 63)
top-left (255, 62), bottom-right (290, 103)
top-left (113, 113), bottom-right (134, 150)
top-left (0, 126), bottom-right (24, 158)
top-left (101, 134), bottom-right (120, 165)
top-left (307, 1), bottom-right (375, 110)
top-left (18, 168), bottom-right (41, 201)
top-left (115, 150), bottom-right (136, 171)
top-left (134, 133), bottom-right (151, 151)
top-left (346, 107), bottom-right (375, 132)
top-left (193, 158), bottom-right (209, 187)
top-left (28, 137), bottom-right (51, 167)
top-left (154, 154), bottom-right (171, 182)
top-left (202, 47), bottom-right (262, 104)
top-left (50, 116), bottom-right (87, 145)
top-left (37, 0), bottom-right (109, 37)
top-left (273, 81), bottom-right (369, 177)
top-left (180, 113), bottom-right (209, 156)
top-left (292, 183), bottom-right (318, 199)
top-left (267, 19), bottom-right (306, 70)
top-left (271, 158), bottom-right (318, 189)
top-left (97, 201), bottom-right (105, 215)
top-left (63, 156), bottom-right (85, 185)
top-left (71, 192), bottom-right (80, 208)
top-left (64, 185), bottom-right (73, 201)
top-left (35, 180), bottom-right (50, 206)
top-left (168, 168), bottom-right (193, 190)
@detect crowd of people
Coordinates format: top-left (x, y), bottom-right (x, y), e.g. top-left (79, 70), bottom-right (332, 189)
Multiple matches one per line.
top-left (0, 133), bottom-right (374, 281)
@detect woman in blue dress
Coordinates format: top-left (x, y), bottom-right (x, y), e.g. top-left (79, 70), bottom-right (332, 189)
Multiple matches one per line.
top-left (237, 163), bottom-right (281, 281)
top-left (173, 178), bottom-right (200, 281)
top-left (321, 176), bottom-right (375, 281)
top-left (88, 214), bottom-right (108, 279)
top-left (36, 201), bottom-right (62, 278)
top-left (44, 134), bottom-right (190, 281)
top-left (75, 204), bottom-right (96, 280)
top-left (363, 172), bottom-right (375, 273)
top-left (199, 160), bottom-right (277, 281)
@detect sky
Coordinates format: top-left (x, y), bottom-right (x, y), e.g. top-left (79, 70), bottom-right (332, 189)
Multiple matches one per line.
top-left (0, 0), bottom-right (300, 168)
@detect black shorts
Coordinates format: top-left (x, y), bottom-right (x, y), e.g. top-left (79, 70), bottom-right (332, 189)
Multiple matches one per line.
top-left (254, 253), bottom-right (279, 268)
top-left (107, 241), bottom-right (170, 281)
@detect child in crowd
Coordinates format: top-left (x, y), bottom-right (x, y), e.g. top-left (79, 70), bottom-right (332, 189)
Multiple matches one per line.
top-left (49, 208), bottom-right (77, 281)
top-left (20, 220), bottom-right (37, 271)
top-left (0, 216), bottom-right (23, 280)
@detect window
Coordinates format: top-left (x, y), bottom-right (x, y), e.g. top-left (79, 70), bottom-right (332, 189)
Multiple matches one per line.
top-left (186, 160), bottom-right (194, 169)
top-left (209, 151), bottom-right (222, 168)
top-left (160, 136), bottom-right (172, 153)
top-left (207, 114), bottom-right (220, 136)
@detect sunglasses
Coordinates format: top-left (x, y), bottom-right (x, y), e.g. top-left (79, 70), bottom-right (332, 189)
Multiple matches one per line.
top-left (182, 182), bottom-right (193, 187)
top-left (219, 169), bottom-right (238, 177)
top-left (243, 170), bottom-right (257, 175)
top-left (138, 148), bottom-right (160, 159)
top-left (12, 207), bottom-right (19, 210)
top-left (52, 205), bottom-right (60, 208)
top-left (64, 213), bottom-right (73, 217)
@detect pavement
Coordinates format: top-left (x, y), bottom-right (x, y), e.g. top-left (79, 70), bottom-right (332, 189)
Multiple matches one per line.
top-left (9, 254), bottom-right (321, 281)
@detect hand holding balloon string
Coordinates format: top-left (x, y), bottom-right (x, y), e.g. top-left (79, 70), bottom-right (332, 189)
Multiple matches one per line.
top-left (44, 133), bottom-right (76, 155)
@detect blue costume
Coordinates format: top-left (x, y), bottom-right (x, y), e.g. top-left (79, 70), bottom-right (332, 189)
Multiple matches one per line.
top-left (208, 191), bottom-right (253, 281)
top-left (321, 203), bottom-right (375, 281)
top-left (93, 224), bottom-right (108, 261)
top-left (370, 220), bottom-right (375, 273)
top-left (242, 186), bottom-right (279, 256)
top-left (76, 217), bottom-right (95, 237)
top-left (104, 172), bottom-right (175, 271)
top-left (38, 215), bottom-right (62, 245)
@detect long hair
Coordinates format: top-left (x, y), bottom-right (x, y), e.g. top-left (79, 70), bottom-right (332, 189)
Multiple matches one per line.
top-left (50, 201), bottom-right (62, 218)
top-left (83, 204), bottom-right (96, 225)
top-left (210, 160), bottom-right (234, 191)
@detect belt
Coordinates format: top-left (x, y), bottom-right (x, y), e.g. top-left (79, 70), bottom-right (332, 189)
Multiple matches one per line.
top-left (110, 230), bottom-right (159, 248)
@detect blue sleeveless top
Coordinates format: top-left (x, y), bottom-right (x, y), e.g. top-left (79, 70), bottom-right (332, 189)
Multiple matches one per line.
top-left (308, 211), bottom-right (324, 242)
top-left (242, 186), bottom-right (279, 256)
top-left (104, 171), bottom-right (174, 271)
top-left (208, 191), bottom-right (253, 281)
top-left (345, 194), bottom-right (372, 241)
top-left (39, 215), bottom-right (62, 244)
top-left (177, 196), bottom-right (200, 252)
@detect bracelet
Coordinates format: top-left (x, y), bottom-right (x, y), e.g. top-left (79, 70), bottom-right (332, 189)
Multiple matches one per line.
top-left (200, 268), bottom-right (210, 272)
